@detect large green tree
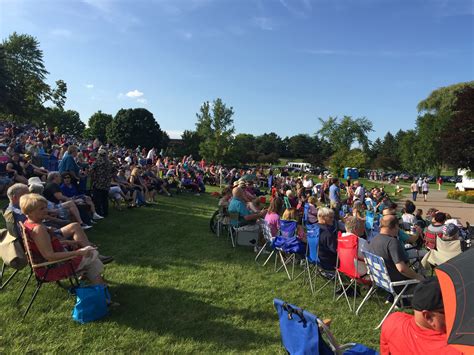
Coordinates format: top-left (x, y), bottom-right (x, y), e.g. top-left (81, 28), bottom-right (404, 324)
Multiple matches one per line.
top-left (1, 32), bottom-right (67, 121)
top-left (416, 81), bottom-right (474, 173)
top-left (107, 108), bottom-right (166, 149)
top-left (317, 116), bottom-right (373, 152)
top-left (87, 110), bottom-right (113, 143)
top-left (42, 108), bottom-right (85, 136)
top-left (231, 133), bottom-right (258, 164)
top-left (175, 130), bottom-right (202, 159)
top-left (195, 98), bottom-right (235, 164)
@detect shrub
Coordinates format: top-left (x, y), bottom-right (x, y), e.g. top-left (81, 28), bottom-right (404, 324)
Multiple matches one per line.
top-left (446, 190), bottom-right (474, 203)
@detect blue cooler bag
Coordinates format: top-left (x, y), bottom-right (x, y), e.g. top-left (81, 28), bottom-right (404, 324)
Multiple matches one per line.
top-left (72, 284), bottom-right (110, 324)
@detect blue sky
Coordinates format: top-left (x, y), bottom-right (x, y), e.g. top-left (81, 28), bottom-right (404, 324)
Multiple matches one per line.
top-left (1, 0), bottom-right (473, 139)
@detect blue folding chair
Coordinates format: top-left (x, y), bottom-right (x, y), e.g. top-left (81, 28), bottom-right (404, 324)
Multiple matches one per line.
top-left (273, 220), bottom-right (302, 280)
top-left (301, 224), bottom-right (333, 294)
top-left (274, 298), bottom-right (378, 355)
top-left (355, 251), bottom-right (420, 329)
top-left (255, 221), bottom-right (275, 264)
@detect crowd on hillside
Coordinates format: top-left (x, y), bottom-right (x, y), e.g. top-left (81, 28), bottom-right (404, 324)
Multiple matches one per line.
top-left (220, 171), bottom-right (472, 354)
top-left (0, 120), bottom-right (472, 352)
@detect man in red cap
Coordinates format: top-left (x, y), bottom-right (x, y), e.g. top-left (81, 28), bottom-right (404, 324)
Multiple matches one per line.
top-left (380, 277), bottom-right (462, 354)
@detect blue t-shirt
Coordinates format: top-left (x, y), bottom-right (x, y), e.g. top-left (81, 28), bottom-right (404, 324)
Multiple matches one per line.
top-left (329, 184), bottom-right (340, 203)
top-left (60, 183), bottom-right (78, 198)
top-left (228, 197), bottom-right (251, 227)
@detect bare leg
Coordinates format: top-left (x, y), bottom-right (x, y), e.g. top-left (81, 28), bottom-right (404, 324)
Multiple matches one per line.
top-left (62, 201), bottom-right (84, 225)
top-left (60, 222), bottom-right (91, 247)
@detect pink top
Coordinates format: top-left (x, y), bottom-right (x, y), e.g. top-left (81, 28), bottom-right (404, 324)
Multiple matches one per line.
top-left (264, 212), bottom-right (280, 237)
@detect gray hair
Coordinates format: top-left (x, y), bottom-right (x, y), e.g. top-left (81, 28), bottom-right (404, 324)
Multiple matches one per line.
top-left (47, 171), bottom-right (60, 183)
top-left (7, 183), bottom-right (29, 201)
top-left (344, 215), bottom-right (358, 233)
top-left (29, 184), bottom-right (44, 194)
top-left (318, 207), bottom-right (334, 219)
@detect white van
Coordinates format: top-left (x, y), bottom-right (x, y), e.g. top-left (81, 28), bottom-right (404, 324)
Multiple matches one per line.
top-left (287, 162), bottom-right (312, 172)
top-left (455, 169), bottom-right (474, 191)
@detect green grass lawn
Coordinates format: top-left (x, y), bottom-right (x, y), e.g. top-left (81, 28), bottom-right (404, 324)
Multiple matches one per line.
top-left (0, 188), bottom-right (389, 353)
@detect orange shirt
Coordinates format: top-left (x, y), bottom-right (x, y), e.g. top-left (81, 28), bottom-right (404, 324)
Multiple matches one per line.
top-left (380, 312), bottom-right (463, 355)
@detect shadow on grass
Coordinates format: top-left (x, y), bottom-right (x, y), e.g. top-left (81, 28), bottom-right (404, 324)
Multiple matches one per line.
top-left (109, 283), bottom-right (279, 351)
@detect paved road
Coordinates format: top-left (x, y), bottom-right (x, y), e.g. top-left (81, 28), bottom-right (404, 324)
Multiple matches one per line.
top-left (403, 189), bottom-right (474, 225)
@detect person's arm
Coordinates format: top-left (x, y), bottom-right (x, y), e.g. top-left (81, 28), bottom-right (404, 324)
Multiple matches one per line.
top-left (395, 261), bottom-right (424, 281)
top-left (32, 224), bottom-right (90, 261)
top-left (243, 210), bottom-right (266, 221)
top-left (54, 191), bottom-right (69, 203)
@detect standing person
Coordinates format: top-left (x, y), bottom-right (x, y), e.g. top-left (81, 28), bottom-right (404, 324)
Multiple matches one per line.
top-left (329, 178), bottom-right (341, 216)
top-left (417, 177), bottom-right (423, 194)
top-left (422, 179), bottom-right (429, 202)
top-left (58, 145), bottom-right (81, 187)
top-left (437, 176), bottom-right (443, 191)
top-left (90, 148), bottom-right (115, 217)
top-left (410, 180), bottom-right (418, 201)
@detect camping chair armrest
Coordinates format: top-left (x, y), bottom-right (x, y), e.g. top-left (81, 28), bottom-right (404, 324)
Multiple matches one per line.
top-left (391, 279), bottom-right (420, 287)
top-left (32, 256), bottom-right (77, 269)
top-left (337, 343), bottom-right (358, 354)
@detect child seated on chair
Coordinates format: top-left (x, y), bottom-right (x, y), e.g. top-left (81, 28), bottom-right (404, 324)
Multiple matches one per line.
top-left (282, 207), bottom-right (306, 242)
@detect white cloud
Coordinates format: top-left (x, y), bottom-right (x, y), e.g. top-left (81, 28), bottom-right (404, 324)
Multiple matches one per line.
top-left (50, 28), bottom-right (72, 37)
top-left (126, 89), bottom-right (144, 98)
top-left (136, 98), bottom-right (147, 104)
top-left (85, 84), bottom-right (94, 89)
top-left (253, 16), bottom-right (273, 31)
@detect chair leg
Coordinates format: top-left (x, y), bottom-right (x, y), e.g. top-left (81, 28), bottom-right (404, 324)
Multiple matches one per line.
top-left (262, 250), bottom-right (275, 267)
top-left (307, 262), bottom-right (315, 294)
top-left (255, 241), bottom-right (268, 263)
top-left (356, 286), bottom-right (377, 315)
top-left (16, 270), bottom-right (33, 304)
top-left (0, 263), bottom-right (19, 291)
top-left (22, 281), bottom-right (43, 319)
top-left (375, 286), bottom-right (409, 330)
top-left (278, 252), bottom-right (292, 280)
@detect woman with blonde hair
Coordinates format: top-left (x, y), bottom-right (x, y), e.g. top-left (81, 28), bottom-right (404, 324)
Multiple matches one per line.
top-left (129, 166), bottom-right (147, 206)
top-left (20, 193), bottom-right (107, 285)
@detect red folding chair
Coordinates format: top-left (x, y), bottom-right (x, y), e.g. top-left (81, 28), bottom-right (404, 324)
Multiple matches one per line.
top-left (334, 232), bottom-right (371, 312)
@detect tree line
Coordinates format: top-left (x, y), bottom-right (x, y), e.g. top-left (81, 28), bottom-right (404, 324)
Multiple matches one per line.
top-left (1, 32), bottom-right (472, 175)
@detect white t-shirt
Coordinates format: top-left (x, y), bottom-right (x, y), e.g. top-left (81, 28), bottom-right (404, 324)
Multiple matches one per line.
top-left (303, 179), bottom-right (314, 188)
top-left (422, 182), bottom-right (429, 192)
top-left (402, 213), bottom-right (417, 225)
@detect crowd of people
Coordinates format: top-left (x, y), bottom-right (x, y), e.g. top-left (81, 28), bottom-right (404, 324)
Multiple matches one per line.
top-left (220, 171), bottom-right (472, 354)
top-left (0, 121), bottom-right (471, 352)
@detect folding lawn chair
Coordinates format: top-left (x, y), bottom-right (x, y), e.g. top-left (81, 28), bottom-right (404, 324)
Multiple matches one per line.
top-left (355, 251), bottom-right (420, 329)
top-left (273, 220), bottom-right (301, 280)
top-left (274, 298), bottom-right (378, 355)
top-left (421, 236), bottom-right (464, 269)
top-left (333, 233), bottom-right (371, 312)
top-left (301, 224), bottom-right (334, 295)
top-left (17, 222), bottom-right (80, 318)
top-left (0, 261), bottom-right (20, 290)
top-left (255, 221), bottom-right (275, 264)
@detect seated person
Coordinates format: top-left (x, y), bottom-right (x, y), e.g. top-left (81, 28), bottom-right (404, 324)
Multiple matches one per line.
top-left (368, 215), bottom-right (425, 286)
top-left (19, 193), bottom-right (110, 286)
top-left (42, 172), bottom-right (92, 228)
top-left (228, 186), bottom-right (265, 228)
top-left (342, 215), bottom-right (368, 275)
top-left (181, 173), bottom-right (200, 196)
top-left (306, 196), bottom-right (318, 225)
top-left (264, 197), bottom-right (283, 238)
top-left (441, 223), bottom-right (463, 242)
top-left (6, 152), bottom-right (28, 184)
top-left (21, 154), bottom-right (48, 180)
top-left (60, 173), bottom-right (103, 220)
top-left (380, 277), bottom-right (462, 355)
top-left (317, 207), bottom-right (338, 271)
